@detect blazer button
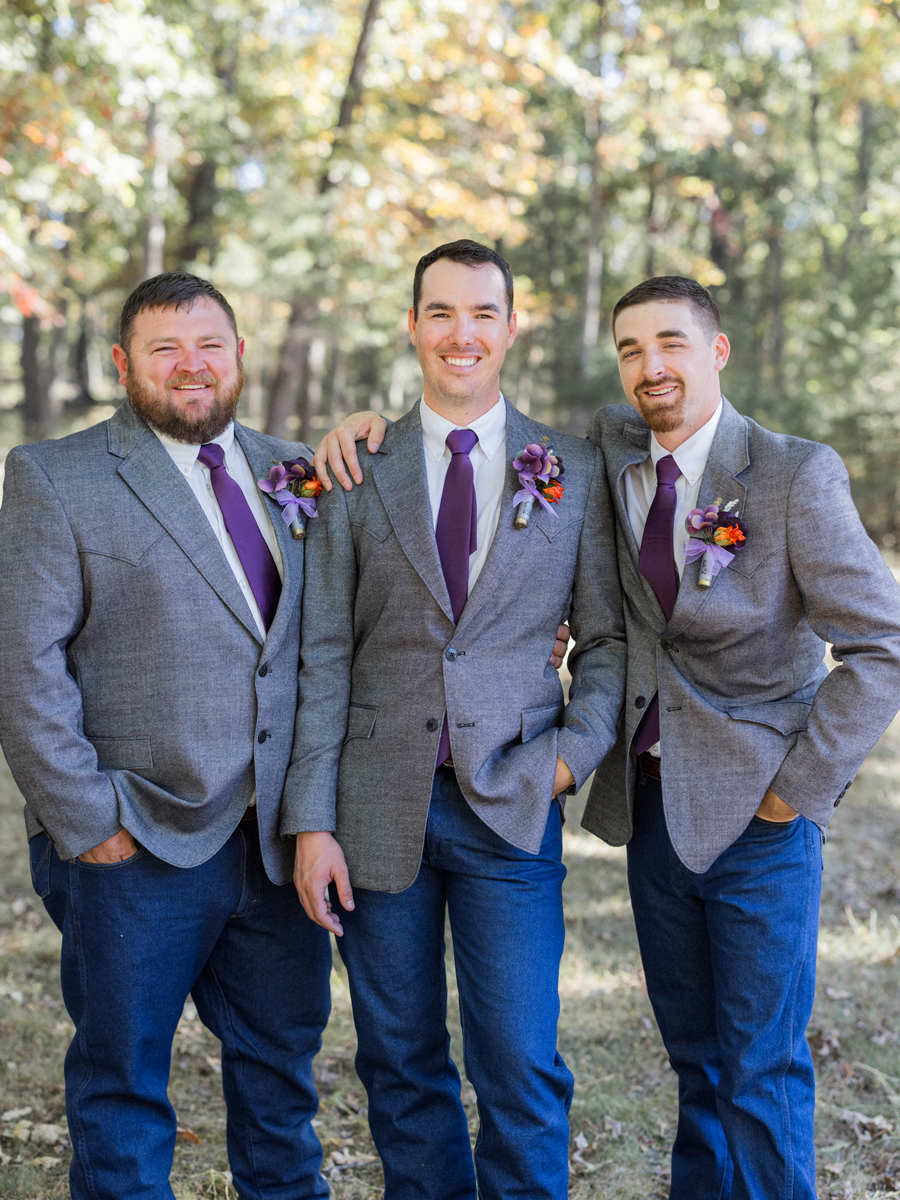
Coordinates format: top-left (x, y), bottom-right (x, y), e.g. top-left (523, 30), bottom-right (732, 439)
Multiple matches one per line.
top-left (445, 648), bottom-right (458, 662)
top-left (258, 665), bottom-right (268, 677)
top-left (634, 696), bottom-right (646, 709)
top-left (257, 730), bottom-right (269, 744)
top-left (426, 718), bottom-right (439, 732)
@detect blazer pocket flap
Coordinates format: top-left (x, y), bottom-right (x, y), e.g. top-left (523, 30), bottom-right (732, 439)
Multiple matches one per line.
top-left (345, 704), bottom-right (377, 741)
top-left (349, 512), bottom-right (392, 543)
top-left (521, 702), bottom-right (564, 743)
top-left (81, 531), bottom-right (166, 566)
top-left (724, 701), bottom-right (812, 735)
top-left (89, 736), bottom-right (154, 769)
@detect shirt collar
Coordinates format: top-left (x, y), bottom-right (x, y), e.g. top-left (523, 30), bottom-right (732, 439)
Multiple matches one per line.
top-left (420, 394), bottom-right (507, 463)
top-left (649, 398), bottom-right (723, 487)
top-left (151, 420), bottom-right (235, 469)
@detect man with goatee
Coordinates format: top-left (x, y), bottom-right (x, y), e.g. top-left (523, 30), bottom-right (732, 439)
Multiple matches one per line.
top-left (0, 273), bottom-right (367, 1200)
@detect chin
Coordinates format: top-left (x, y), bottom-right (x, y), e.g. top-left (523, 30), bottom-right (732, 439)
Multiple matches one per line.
top-left (636, 400), bottom-right (684, 433)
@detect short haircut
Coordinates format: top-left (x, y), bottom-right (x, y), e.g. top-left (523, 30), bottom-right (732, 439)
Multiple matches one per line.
top-left (118, 272), bottom-right (238, 352)
top-left (612, 276), bottom-right (721, 342)
top-left (412, 240), bottom-right (514, 318)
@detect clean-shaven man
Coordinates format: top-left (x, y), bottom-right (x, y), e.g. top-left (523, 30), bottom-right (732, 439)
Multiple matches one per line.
top-left (581, 276), bottom-right (900, 1200)
top-left (0, 273), bottom-right (354, 1200)
top-left (283, 239), bottom-right (626, 1200)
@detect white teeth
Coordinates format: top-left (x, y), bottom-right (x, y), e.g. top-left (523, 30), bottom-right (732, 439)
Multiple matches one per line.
top-left (444, 357), bottom-right (477, 367)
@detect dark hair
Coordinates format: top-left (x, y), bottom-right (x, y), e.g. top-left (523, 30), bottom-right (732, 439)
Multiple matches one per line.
top-left (612, 276), bottom-right (721, 341)
top-left (118, 272), bottom-right (238, 352)
top-left (412, 240), bottom-right (514, 318)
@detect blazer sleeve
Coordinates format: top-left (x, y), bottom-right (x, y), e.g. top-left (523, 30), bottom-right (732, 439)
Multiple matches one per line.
top-left (280, 479), bottom-right (356, 834)
top-left (0, 449), bottom-right (122, 858)
top-left (769, 443), bottom-right (900, 822)
top-left (556, 444), bottom-right (627, 790)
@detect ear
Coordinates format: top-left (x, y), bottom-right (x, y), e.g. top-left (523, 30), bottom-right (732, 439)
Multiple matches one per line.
top-left (506, 310), bottom-right (518, 349)
top-left (407, 307), bottom-right (417, 347)
top-left (111, 344), bottom-right (128, 385)
top-left (238, 337), bottom-right (245, 359)
top-left (713, 332), bottom-right (730, 372)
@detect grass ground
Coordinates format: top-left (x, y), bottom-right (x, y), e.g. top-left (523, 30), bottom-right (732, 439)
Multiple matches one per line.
top-left (2, 725), bottom-right (900, 1200)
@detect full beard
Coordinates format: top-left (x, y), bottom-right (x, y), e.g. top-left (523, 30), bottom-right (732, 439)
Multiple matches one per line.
top-left (633, 377), bottom-right (685, 433)
top-left (126, 364), bottom-right (244, 444)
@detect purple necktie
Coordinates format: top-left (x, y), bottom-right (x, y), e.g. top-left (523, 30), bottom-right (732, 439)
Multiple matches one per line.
top-left (634, 454), bottom-right (681, 756)
top-left (197, 442), bottom-right (281, 631)
top-left (434, 429), bottom-right (478, 766)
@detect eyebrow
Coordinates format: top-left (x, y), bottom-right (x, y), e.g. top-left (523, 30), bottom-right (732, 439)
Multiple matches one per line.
top-left (616, 328), bottom-right (690, 350)
top-left (423, 301), bottom-right (502, 313)
top-left (145, 333), bottom-right (228, 345)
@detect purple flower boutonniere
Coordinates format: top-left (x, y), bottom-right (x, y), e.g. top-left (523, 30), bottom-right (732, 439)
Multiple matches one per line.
top-left (683, 498), bottom-right (748, 588)
top-left (512, 439), bottom-right (565, 529)
top-left (258, 458), bottom-right (322, 541)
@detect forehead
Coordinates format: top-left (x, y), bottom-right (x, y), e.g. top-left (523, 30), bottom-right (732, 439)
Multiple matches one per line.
top-left (129, 297), bottom-right (235, 343)
top-left (614, 299), bottom-right (705, 342)
top-left (419, 259), bottom-right (507, 305)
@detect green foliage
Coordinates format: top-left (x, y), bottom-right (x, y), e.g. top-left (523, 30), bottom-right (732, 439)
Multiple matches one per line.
top-left (1, 0), bottom-right (900, 537)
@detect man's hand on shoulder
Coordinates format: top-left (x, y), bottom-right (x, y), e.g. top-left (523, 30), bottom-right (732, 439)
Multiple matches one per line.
top-left (313, 412), bottom-right (389, 492)
top-left (294, 831), bottom-right (355, 935)
top-left (78, 829), bottom-right (139, 864)
top-left (755, 788), bottom-right (799, 823)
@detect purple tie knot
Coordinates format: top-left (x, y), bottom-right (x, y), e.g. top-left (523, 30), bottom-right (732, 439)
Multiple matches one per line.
top-left (656, 454), bottom-right (681, 487)
top-left (446, 429), bottom-right (478, 457)
top-left (198, 443), bottom-right (225, 470)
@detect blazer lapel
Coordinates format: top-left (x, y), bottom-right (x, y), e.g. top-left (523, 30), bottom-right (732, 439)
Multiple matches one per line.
top-left (234, 424), bottom-right (304, 654)
top-left (666, 400), bottom-right (750, 637)
top-left (601, 413), bottom-right (668, 630)
top-left (372, 405), bottom-right (454, 622)
top-left (111, 404), bottom-right (261, 641)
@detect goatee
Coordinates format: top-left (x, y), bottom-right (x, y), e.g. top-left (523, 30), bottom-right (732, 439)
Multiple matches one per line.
top-left (126, 364), bottom-right (244, 444)
top-left (634, 377), bottom-right (684, 433)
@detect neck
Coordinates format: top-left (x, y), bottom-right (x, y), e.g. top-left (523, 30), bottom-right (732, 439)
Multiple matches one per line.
top-left (422, 386), bottom-right (501, 426)
top-left (651, 396), bottom-right (720, 452)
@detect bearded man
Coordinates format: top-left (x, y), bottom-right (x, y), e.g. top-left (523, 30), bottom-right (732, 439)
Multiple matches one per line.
top-left (0, 272), bottom-right (366, 1200)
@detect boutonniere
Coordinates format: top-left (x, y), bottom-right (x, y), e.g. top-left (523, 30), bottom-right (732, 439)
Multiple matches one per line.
top-left (512, 439), bottom-right (565, 529)
top-left (683, 498), bottom-right (747, 588)
top-left (258, 458), bottom-right (322, 541)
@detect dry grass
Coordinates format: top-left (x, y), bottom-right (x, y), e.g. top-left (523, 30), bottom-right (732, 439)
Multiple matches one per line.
top-left (2, 720), bottom-right (900, 1199)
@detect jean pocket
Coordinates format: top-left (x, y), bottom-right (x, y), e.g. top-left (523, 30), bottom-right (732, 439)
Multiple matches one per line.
top-left (749, 814), bottom-right (800, 833)
top-left (76, 846), bottom-right (145, 870)
top-left (29, 833), bottom-right (52, 899)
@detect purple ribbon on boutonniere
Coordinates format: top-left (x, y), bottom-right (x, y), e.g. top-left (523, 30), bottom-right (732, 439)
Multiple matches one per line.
top-left (683, 499), bottom-right (747, 587)
top-left (258, 458), bottom-right (322, 540)
top-left (512, 440), bottom-right (565, 529)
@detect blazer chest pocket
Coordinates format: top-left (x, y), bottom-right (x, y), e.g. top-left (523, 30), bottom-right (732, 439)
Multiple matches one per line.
top-left (521, 702), bottom-right (564, 743)
top-left (80, 530), bottom-right (166, 567)
top-left (344, 704), bottom-right (377, 742)
top-left (349, 511), bottom-right (393, 543)
top-left (89, 735), bottom-right (154, 770)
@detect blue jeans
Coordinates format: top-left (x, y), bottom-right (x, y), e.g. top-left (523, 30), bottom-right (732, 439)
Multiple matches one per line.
top-left (30, 819), bottom-right (332, 1200)
top-left (627, 773), bottom-right (822, 1200)
top-left (333, 766), bottom-right (573, 1200)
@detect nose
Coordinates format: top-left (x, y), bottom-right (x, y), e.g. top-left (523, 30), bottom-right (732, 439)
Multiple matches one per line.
top-left (447, 314), bottom-right (477, 347)
top-left (642, 347), bottom-right (669, 378)
top-left (177, 344), bottom-right (208, 375)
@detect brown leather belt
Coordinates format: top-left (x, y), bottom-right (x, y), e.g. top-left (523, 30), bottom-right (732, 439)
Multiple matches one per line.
top-left (639, 753), bottom-right (662, 781)
top-left (241, 805), bottom-right (258, 822)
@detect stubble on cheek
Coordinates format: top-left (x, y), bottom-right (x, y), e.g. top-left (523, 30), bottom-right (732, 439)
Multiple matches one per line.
top-left (126, 361), bottom-right (244, 444)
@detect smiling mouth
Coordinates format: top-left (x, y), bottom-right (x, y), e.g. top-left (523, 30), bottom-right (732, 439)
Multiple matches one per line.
top-left (641, 384), bottom-right (679, 399)
top-left (442, 356), bottom-right (479, 368)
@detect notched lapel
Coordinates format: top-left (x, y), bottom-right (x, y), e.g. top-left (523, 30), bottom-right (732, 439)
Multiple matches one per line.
top-left (235, 425), bottom-right (305, 654)
top-left (371, 408), bottom-right (454, 622)
top-left (115, 421), bottom-right (261, 642)
top-left (603, 420), bottom-right (664, 623)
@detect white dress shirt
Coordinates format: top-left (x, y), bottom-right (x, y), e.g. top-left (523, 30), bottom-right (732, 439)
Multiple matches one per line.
top-left (622, 398), bottom-right (723, 756)
top-left (420, 394), bottom-right (508, 595)
top-left (622, 398), bottom-right (724, 580)
top-left (152, 421), bottom-right (284, 639)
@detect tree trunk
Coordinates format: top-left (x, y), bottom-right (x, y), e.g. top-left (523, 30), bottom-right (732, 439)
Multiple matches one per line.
top-left (767, 230), bottom-right (785, 397)
top-left (178, 159), bottom-right (219, 267)
top-left (580, 3), bottom-right (606, 379)
top-left (143, 103), bottom-right (169, 280)
top-left (267, 0), bottom-right (382, 432)
top-left (22, 316), bottom-right (49, 440)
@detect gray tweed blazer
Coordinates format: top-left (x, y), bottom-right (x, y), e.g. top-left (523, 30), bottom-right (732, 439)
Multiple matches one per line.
top-left (0, 400), bottom-right (312, 885)
top-left (282, 399), bottom-right (626, 892)
top-left (582, 399), bottom-right (900, 873)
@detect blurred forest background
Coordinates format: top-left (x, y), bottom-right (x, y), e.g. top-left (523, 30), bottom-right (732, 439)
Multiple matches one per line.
top-left (2, 0), bottom-right (900, 539)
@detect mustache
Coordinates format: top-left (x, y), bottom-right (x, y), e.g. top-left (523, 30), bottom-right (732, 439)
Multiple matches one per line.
top-left (168, 373), bottom-right (218, 388)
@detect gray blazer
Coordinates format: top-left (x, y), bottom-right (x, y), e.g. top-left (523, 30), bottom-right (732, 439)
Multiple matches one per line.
top-left (582, 399), bottom-right (900, 873)
top-left (282, 399), bottom-right (626, 892)
top-left (0, 400), bottom-right (312, 885)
